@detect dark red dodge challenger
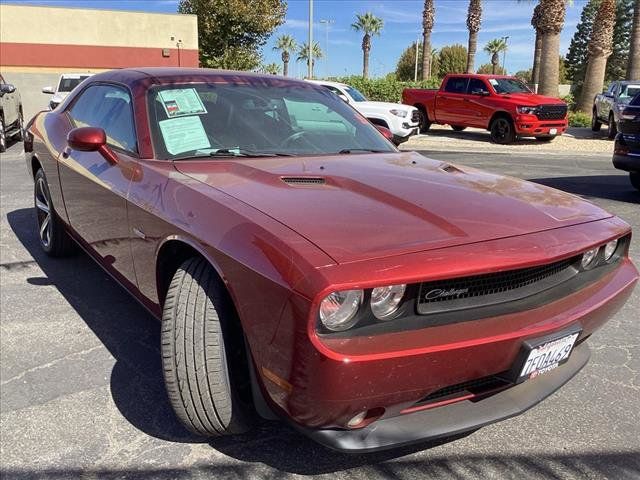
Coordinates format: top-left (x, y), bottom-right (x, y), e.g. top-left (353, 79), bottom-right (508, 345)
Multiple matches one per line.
top-left (25, 68), bottom-right (638, 452)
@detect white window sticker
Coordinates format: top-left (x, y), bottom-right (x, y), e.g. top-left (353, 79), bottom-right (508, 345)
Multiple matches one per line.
top-left (158, 88), bottom-right (207, 117)
top-left (159, 116), bottom-right (210, 155)
top-left (489, 78), bottom-right (499, 86)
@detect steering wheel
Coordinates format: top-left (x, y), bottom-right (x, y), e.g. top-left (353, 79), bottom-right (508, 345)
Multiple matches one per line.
top-left (279, 130), bottom-right (307, 148)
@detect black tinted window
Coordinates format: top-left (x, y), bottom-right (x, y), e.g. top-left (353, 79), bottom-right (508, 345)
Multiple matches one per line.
top-left (467, 79), bottom-right (489, 94)
top-left (69, 84), bottom-right (137, 152)
top-left (444, 77), bottom-right (468, 94)
top-left (631, 93), bottom-right (640, 106)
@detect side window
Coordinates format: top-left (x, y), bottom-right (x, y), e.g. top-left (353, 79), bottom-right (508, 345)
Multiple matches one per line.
top-left (467, 78), bottom-right (489, 94)
top-left (444, 77), bottom-right (468, 94)
top-left (323, 85), bottom-right (342, 96)
top-left (69, 84), bottom-right (137, 153)
top-left (607, 83), bottom-right (616, 95)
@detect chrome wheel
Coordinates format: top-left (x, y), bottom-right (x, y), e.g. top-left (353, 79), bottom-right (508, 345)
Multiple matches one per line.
top-left (35, 177), bottom-right (52, 248)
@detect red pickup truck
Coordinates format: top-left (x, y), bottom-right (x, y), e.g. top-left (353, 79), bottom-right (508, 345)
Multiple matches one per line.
top-left (403, 74), bottom-right (568, 144)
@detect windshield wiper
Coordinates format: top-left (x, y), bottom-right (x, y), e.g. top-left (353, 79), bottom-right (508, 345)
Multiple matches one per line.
top-left (211, 148), bottom-right (295, 157)
top-left (338, 148), bottom-right (388, 154)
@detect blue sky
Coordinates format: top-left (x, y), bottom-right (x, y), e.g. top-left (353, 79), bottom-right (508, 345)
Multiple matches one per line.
top-left (8, 0), bottom-right (587, 77)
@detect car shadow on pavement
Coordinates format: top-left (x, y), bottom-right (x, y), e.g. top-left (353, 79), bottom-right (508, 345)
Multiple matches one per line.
top-left (530, 175), bottom-right (639, 203)
top-left (6, 207), bottom-right (470, 474)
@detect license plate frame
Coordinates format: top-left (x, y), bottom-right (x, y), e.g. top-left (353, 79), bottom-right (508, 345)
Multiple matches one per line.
top-left (508, 326), bottom-right (582, 384)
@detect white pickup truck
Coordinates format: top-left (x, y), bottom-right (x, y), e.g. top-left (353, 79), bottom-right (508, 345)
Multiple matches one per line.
top-left (42, 73), bottom-right (93, 110)
top-left (306, 79), bottom-right (420, 145)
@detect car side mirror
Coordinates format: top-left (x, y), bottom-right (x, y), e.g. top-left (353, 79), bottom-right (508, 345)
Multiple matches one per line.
top-left (67, 127), bottom-right (118, 165)
top-left (374, 124), bottom-right (394, 142)
top-left (604, 92), bottom-right (614, 98)
top-left (42, 86), bottom-right (55, 94)
top-left (0, 84), bottom-right (16, 94)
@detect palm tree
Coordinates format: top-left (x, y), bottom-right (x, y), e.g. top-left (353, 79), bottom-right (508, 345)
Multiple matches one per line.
top-left (262, 63), bottom-right (281, 75)
top-left (484, 38), bottom-right (508, 74)
top-left (578, 0), bottom-right (617, 113)
top-left (273, 34), bottom-right (297, 77)
top-left (536, 0), bottom-right (567, 97)
top-left (531, 4), bottom-right (543, 90)
top-left (466, 0), bottom-right (483, 73)
top-left (421, 0), bottom-right (435, 79)
top-left (628, 0), bottom-right (640, 80)
top-left (296, 42), bottom-right (323, 78)
top-left (351, 12), bottom-right (384, 79)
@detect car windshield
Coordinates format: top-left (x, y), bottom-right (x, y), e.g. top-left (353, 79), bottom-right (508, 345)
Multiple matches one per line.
top-left (345, 86), bottom-right (368, 102)
top-left (630, 93), bottom-right (640, 106)
top-left (58, 76), bottom-right (91, 92)
top-left (620, 84), bottom-right (640, 103)
top-left (488, 78), bottom-right (532, 94)
top-left (147, 82), bottom-right (395, 160)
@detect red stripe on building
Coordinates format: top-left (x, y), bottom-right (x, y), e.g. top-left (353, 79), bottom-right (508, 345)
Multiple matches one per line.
top-left (0, 42), bottom-right (199, 68)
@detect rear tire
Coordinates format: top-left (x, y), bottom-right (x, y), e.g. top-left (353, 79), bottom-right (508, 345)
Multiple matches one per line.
top-left (417, 106), bottom-right (431, 133)
top-left (591, 109), bottom-right (602, 131)
top-left (630, 172), bottom-right (640, 191)
top-left (0, 117), bottom-right (6, 153)
top-left (161, 257), bottom-right (250, 437)
top-left (607, 112), bottom-right (617, 139)
top-left (451, 125), bottom-right (466, 132)
top-left (34, 169), bottom-right (75, 257)
top-left (490, 116), bottom-right (516, 144)
top-left (15, 110), bottom-right (24, 141)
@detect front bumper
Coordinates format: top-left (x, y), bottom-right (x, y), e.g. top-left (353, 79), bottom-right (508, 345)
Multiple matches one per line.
top-left (613, 153), bottom-right (640, 172)
top-left (297, 341), bottom-right (590, 452)
top-left (515, 114), bottom-right (567, 137)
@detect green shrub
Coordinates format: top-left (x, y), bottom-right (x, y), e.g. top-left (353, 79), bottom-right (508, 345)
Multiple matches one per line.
top-left (561, 93), bottom-right (576, 111)
top-left (568, 111), bottom-right (590, 127)
top-left (328, 75), bottom-right (441, 103)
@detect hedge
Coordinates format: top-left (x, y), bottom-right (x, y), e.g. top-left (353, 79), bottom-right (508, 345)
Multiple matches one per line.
top-left (328, 76), bottom-right (441, 103)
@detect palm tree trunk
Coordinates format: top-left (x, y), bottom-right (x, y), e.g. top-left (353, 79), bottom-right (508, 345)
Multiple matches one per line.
top-left (363, 49), bottom-right (370, 78)
top-left (531, 31), bottom-right (542, 91)
top-left (283, 60), bottom-right (289, 76)
top-left (466, 31), bottom-right (478, 73)
top-left (578, 55), bottom-right (608, 113)
top-left (538, 31), bottom-right (561, 97)
top-left (422, 33), bottom-right (431, 79)
top-left (628, 0), bottom-right (640, 80)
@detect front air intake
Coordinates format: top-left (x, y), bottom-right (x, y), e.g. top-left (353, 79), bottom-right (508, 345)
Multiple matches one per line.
top-left (281, 177), bottom-right (326, 186)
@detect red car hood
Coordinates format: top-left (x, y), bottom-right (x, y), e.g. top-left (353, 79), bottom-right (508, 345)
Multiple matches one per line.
top-left (176, 152), bottom-right (611, 264)
top-left (502, 92), bottom-right (565, 106)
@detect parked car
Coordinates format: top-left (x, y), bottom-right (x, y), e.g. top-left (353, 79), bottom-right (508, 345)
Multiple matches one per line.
top-left (0, 73), bottom-right (24, 153)
top-left (24, 68), bottom-right (638, 452)
top-left (403, 74), bottom-right (569, 144)
top-left (306, 79), bottom-right (420, 145)
top-left (593, 80), bottom-right (640, 139)
top-left (613, 93), bottom-right (640, 191)
top-left (42, 73), bottom-right (93, 110)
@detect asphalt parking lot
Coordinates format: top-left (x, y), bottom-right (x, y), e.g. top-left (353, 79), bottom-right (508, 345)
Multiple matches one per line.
top-left (1, 137), bottom-right (639, 480)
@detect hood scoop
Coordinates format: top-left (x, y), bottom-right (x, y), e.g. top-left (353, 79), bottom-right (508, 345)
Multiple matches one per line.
top-left (281, 176), bottom-right (326, 186)
top-left (441, 164), bottom-right (464, 174)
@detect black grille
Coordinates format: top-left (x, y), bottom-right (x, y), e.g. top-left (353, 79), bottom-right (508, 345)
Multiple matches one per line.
top-left (417, 256), bottom-right (579, 315)
top-left (411, 110), bottom-right (422, 123)
top-left (536, 104), bottom-right (567, 120)
top-left (281, 177), bottom-right (326, 185)
top-left (417, 374), bottom-right (511, 405)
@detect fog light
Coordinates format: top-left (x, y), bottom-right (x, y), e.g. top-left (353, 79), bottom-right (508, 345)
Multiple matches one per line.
top-left (581, 248), bottom-right (598, 269)
top-left (604, 239), bottom-right (618, 261)
top-left (347, 411), bottom-right (367, 428)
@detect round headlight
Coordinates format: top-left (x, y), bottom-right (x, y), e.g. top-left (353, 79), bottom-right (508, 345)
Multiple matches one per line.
top-left (581, 248), bottom-right (599, 269)
top-left (604, 239), bottom-right (618, 261)
top-left (370, 284), bottom-right (406, 319)
top-left (319, 289), bottom-right (363, 331)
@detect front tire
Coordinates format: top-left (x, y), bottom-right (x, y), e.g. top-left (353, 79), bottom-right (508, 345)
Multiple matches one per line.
top-left (591, 109), bottom-right (602, 131)
top-left (490, 116), bottom-right (516, 144)
top-left (451, 125), bottom-right (466, 131)
top-left (0, 117), bottom-right (6, 153)
top-left (608, 112), bottom-right (618, 139)
top-left (34, 169), bottom-right (75, 257)
top-left (161, 257), bottom-right (250, 437)
top-left (630, 172), bottom-right (640, 191)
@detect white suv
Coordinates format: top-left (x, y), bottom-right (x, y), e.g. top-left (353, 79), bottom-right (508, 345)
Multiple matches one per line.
top-left (306, 79), bottom-right (420, 144)
top-left (43, 73), bottom-right (93, 110)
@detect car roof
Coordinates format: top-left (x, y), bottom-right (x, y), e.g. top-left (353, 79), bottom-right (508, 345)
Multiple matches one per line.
top-left (305, 79), bottom-right (348, 88)
top-left (60, 73), bottom-right (93, 78)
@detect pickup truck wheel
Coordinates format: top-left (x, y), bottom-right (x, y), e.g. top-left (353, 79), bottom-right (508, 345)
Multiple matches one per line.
top-left (451, 125), bottom-right (466, 132)
top-left (0, 117), bottom-right (6, 153)
top-left (162, 257), bottom-right (250, 437)
top-left (15, 110), bottom-right (24, 141)
top-left (607, 113), bottom-right (617, 139)
top-left (417, 107), bottom-right (431, 133)
top-left (34, 169), bottom-right (75, 257)
top-left (630, 173), bottom-right (640, 191)
top-left (591, 109), bottom-right (602, 131)
top-left (490, 117), bottom-right (515, 144)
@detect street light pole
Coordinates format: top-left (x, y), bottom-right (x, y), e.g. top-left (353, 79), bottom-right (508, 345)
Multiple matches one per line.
top-left (414, 37), bottom-right (419, 81)
top-left (308, 0), bottom-right (313, 79)
top-left (319, 19), bottom-right (334, 78)
top-left (502, 36), bottom-right (510, 74)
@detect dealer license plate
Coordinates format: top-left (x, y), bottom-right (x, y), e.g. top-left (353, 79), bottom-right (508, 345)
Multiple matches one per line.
top-left (518, 332), bottom-right (579, 381)
top-left (549, 128), bottom-right (558, 135)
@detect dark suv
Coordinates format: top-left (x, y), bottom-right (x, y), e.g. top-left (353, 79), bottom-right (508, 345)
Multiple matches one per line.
top-left (613, 93), bottom-right (640, 191)
top-left (0, 74), bottom-right (24, 152)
